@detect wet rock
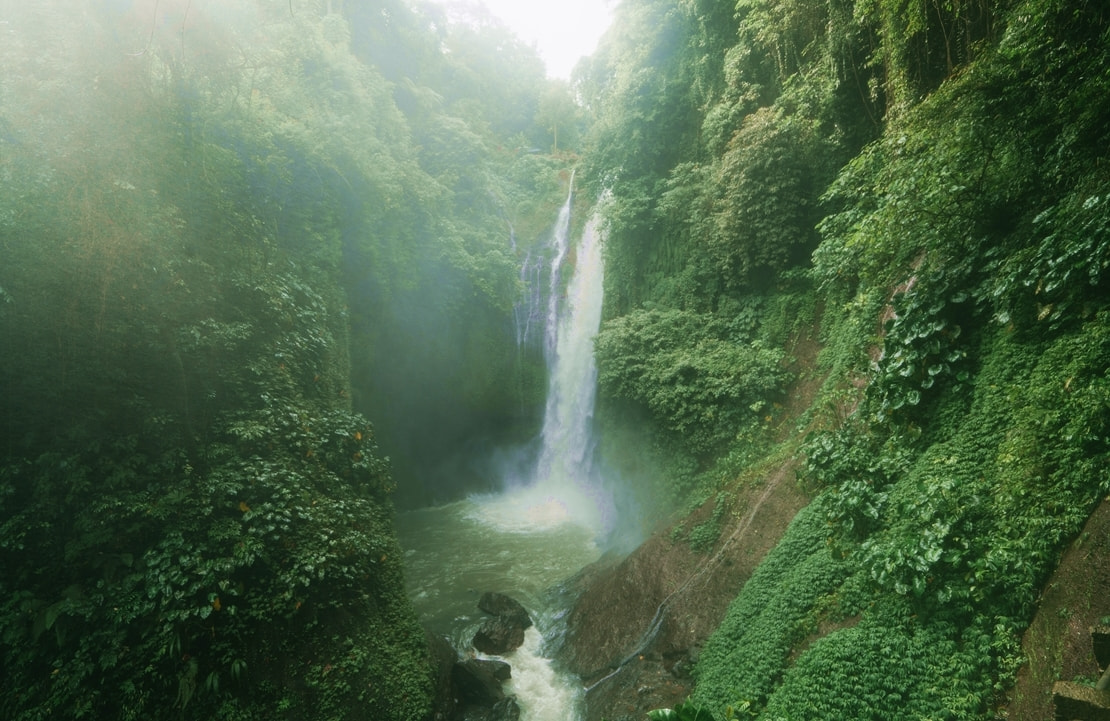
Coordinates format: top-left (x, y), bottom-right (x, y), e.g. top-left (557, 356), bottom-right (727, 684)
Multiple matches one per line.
top-left (472, 592), bottom-right (531, 654)
top-left (478, 592), bottom-right (533, 629)
top-left (474, 658), bottom-right (512, 682)
top-left (453, 658), bottom-right (510, 704)
top-left (459, 696), bottom-right (521, 721)
top-left (426, 632), bottom-right (461, 721)
top-left (490, 697), bottom-right (521, 721)
top-left (473, 616), bottom-right (526, 655)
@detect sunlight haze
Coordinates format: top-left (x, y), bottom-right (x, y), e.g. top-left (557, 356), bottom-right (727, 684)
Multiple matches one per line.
top-left (432, 0), bottom-right (615, 78)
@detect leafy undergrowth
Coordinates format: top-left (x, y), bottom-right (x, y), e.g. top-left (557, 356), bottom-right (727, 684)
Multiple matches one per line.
top-left (573, 0), bottom-right (1110, 716)
top-left (694, 306), bottom-right (1110, 720)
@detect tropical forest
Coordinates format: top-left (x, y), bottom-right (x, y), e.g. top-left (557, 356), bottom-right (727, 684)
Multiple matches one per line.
top-left (0, 0), bottom-right (1107, 720)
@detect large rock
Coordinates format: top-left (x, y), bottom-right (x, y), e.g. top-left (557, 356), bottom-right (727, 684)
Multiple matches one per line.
top-left (490, 697), bottom-right (521, 721)
top-left (453, 658), bottom-right (510, 704)
top-left (459, 697), bottom-right (521, 721)
top-left (473, 616), bottom-right (526, 655)
top-left (426, 632), bottom-right (461, 721)
top-left (1053, 681), bottom-right (1110, 721)
top-left (478, 592), bottom-right (533, 630)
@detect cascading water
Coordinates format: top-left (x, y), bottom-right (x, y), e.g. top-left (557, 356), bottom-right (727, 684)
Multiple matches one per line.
top-left (514, 248), bottom-right (546, 349)
top-left (480, 177), bottom-right (612, 532)
top-left (397, 178), bottom-right (609, 721)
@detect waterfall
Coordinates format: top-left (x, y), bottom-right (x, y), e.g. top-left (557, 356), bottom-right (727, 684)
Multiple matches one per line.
top-left (478, 177), bottom-right (612, 534)
top-left (405, 178), bottom-right (608, 721)
top-left (531, 200), bottom-right (606, 521)
top-left (543, 182), bottom-right (574, 360)
top-left (514, 248), bottom-right (546, 349)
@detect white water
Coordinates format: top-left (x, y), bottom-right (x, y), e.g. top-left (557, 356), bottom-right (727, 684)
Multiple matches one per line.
top-left (397, 500), bottom-right (598, 719)
top-left (487, 178), bottom-right (612, 535)
top-left (399, 180), bottom-right (609, 721)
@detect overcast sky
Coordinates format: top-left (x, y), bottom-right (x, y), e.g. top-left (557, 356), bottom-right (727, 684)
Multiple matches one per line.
top-left (432, 0), bottom-right (616, 79)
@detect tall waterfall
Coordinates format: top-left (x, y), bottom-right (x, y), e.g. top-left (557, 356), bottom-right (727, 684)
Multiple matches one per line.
top-left (402, 180), bottom-right (609, 721)
top-left (480, 179), bottom-right (611, 534)
top-left (543, 183), bottom-right (575, 360)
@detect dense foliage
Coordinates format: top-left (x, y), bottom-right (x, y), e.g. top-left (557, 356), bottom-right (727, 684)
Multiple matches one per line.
top-left (0, 1), bottom-right (580, 718)
top-left (579, 0), bottom-right (1110, 718)
top-left (2, 0), bottom-right (1107, 717)
top-left (595, 308), bottom-right (789, 456)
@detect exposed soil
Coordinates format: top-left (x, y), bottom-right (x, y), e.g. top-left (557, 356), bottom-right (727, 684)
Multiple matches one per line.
top-left (557, 459), bottom-right (809, 721)
top-left (1005, 497), bottom-right (1110, 720)
top-left (557, 327), bottom-right (822, 721)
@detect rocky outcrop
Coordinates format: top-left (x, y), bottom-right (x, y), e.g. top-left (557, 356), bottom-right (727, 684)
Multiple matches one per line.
top-left (425, 642), bottom-right (522, 721)
top-left (473, 617), bottom-right (527, 655)
top-left (1007, 501), bottom-right (1110, 721)
top-left (425, 593), bottom-right (534, 721)
top-left (558, 460), bottom-right (810, 721)
top-left (472, 592), bottom-right (532, 655)
top-left (458, 697), bottom-right (521, 721)
top-left (427, 632), bottom-right (463, 721)
top-left (453, 659), bottom-right (512, 704)
top-left (478, 592), bottom-right (533, 630)
top-left (1052, 682), bottom-right (1110, 721)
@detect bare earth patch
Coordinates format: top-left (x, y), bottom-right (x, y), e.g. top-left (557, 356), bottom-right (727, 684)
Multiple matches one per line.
top-left (557, 327), bottom-right (823, 721)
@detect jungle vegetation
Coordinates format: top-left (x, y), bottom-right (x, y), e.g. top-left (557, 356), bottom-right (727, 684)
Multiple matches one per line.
top-left (0, 1), bottom-right (579, 718)
top-left (579, 0), bottom-right (1109, 718)
top-left (1, 0), bottom-right (1107, 719)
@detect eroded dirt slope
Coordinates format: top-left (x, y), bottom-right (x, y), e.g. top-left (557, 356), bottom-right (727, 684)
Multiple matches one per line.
top-left (558, 332), bottom-right (823, 721)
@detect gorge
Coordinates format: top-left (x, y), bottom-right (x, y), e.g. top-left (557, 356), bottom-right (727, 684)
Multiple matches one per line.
top-left (2, 1), bottom-right (1109, 721)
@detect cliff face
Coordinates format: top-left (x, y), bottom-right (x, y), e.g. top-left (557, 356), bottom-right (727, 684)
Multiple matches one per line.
top-left (0, 0), bottom-right (594, 715)
top-left (562, 461), bottom-right (809, 721)
top-left (0, 10), bottom-right (434, 715)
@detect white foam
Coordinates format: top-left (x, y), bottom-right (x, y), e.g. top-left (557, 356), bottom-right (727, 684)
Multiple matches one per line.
top-left (487, 627), bottom-right (584, 721)
top-left (468, 484), bottom-right (602, 534)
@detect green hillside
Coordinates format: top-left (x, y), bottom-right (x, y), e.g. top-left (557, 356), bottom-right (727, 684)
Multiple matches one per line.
top-left (577, 0), bottom-right (1109, 718)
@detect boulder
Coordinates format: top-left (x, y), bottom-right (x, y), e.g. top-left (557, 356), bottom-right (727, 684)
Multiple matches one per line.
top-left (490, 697), bottom-right (521, 721)
top-left (478, 592), bottom-right (533, 629)
top-left (452, 658), bottom-right (510, 705)
top-left (459, 697), bottom-right (521, 721)
top-left (473, 616), bottom-right (526, 655)
top-left (426, 632), bottom-right (461, 720)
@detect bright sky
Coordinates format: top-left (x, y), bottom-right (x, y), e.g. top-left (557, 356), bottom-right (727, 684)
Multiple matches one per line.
top-left (438, 0), bottom-right (616, 79)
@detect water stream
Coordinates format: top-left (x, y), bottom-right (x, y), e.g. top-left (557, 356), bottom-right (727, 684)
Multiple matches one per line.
top-left (396, 183), bottom-right (609, 720)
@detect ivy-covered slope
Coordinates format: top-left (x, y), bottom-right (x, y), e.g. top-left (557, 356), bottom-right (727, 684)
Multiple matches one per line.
top-left (577, 0), bottom-right (1109, 718)
top-left (0, 2), bottom-right (576, 719)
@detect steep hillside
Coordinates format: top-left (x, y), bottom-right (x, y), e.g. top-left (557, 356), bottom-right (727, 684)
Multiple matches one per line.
top-left (573, 0), bottom-right (1110, 719)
